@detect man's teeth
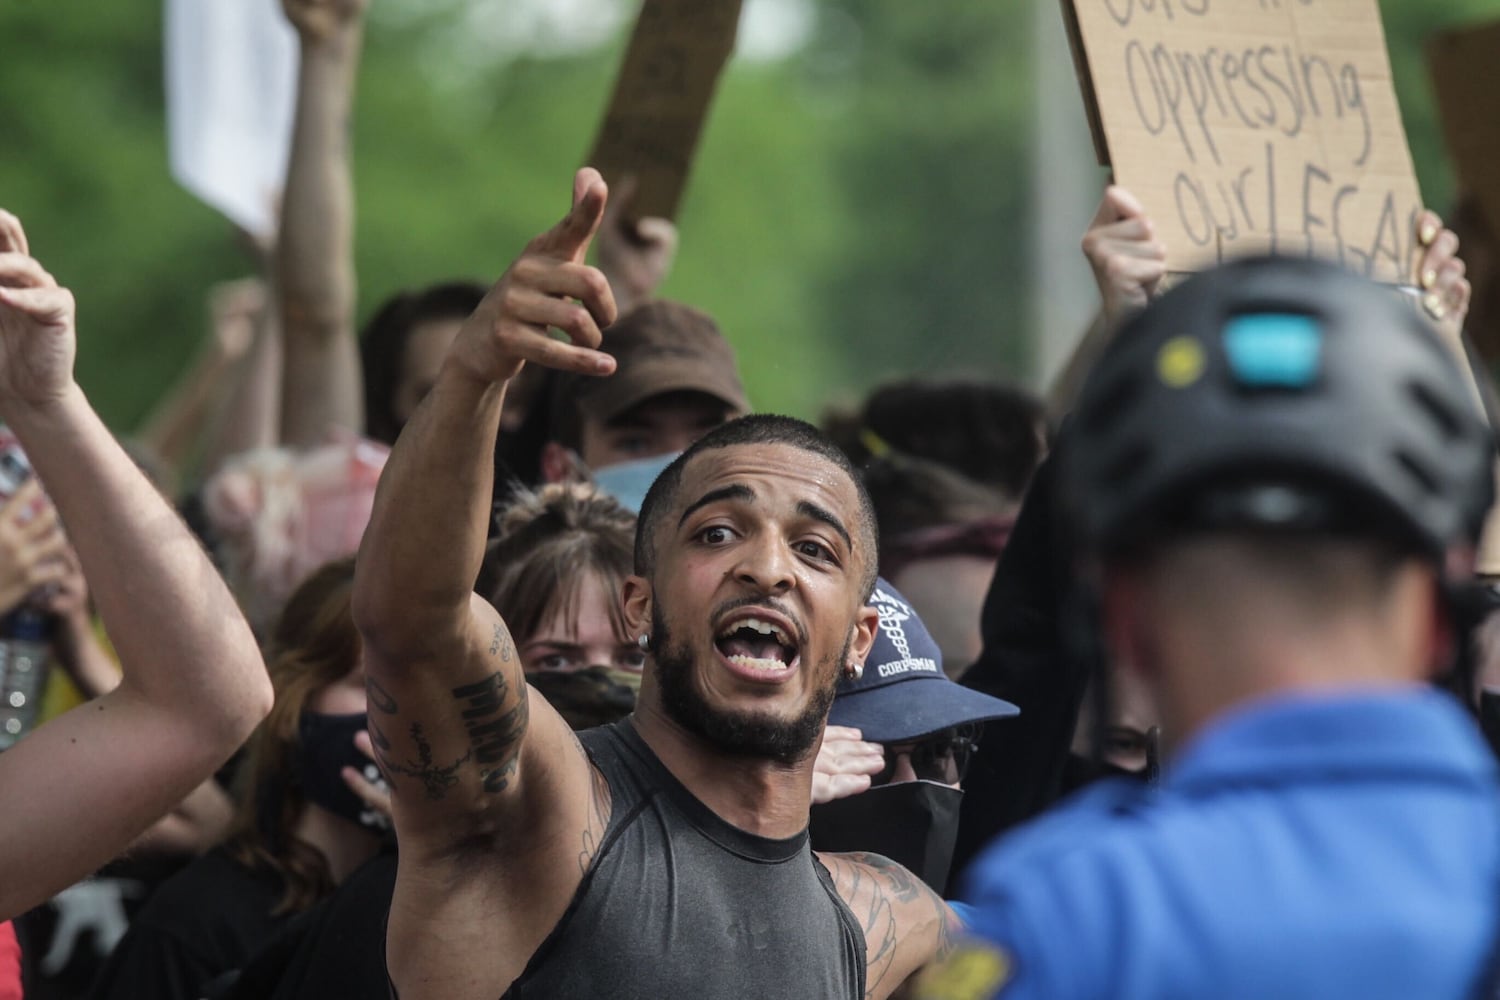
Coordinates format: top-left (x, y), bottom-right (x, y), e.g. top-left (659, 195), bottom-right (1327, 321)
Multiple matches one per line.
top-left (726, 654), bottom-right (789, 672)
top-left (717, 616), bottom-right (791, 645)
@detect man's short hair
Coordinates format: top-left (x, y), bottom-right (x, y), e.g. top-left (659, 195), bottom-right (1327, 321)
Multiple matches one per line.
top-left (634, 415), bottom-right (879, 599)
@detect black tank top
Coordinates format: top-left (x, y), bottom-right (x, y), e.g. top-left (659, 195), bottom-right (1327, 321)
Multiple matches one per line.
top-left (504, 720), bottom-right (866, 999)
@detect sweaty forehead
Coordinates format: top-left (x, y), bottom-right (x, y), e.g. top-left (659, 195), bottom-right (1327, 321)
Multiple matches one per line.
top-left (675, 442), bottom-right (860, 520)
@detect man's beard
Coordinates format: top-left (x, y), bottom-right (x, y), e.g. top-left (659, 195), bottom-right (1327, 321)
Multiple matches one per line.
top-left (652, 604), bottom-right (843, 766)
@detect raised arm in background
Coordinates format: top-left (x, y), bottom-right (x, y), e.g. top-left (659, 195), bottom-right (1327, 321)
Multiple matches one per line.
top-left (135, 273), bottom-right (284, 484)
top-left (352, 169), bottom-right (619, 995)
top-left (203, 270), bottom-right (284, 471)
top-left (0, 209), bottom-right (272, 919)
top-left (277, 0), bottom-right (367, 448)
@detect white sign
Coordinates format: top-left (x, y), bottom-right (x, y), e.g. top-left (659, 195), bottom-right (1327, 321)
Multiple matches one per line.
top-left (165, 0), bottom-right (298, 239)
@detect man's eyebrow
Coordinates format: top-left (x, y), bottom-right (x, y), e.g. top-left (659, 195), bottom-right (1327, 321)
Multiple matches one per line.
top-left (678, 484), bottom-right (757, 528)
top-left (797, 501), bottom-right (853, 551)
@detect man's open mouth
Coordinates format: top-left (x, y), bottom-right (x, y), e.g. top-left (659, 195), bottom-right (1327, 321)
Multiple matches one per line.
top-left (713, 612), bottom-right (801, 673)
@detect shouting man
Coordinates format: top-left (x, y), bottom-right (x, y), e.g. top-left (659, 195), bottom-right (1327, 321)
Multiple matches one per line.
top-left (352, 169), bottom-right (956, 1000)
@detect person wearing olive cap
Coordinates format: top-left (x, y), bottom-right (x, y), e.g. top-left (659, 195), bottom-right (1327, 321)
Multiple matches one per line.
top-left (918, 252), bottom-right (1500, 1000)
top-left (810, 580), bottom-right (1018, 893)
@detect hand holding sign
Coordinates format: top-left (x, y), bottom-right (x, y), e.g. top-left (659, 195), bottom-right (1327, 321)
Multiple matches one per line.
top-left (1082, 186), bottom-right (1168, 330)
top-left (447, 169), bottom-right (620, 388)
top-left (282, 0), bottom-right (368, 44)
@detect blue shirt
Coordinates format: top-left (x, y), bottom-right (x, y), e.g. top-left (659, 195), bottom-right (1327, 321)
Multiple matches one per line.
top-left (950, 688), bottom-right (1500, 999)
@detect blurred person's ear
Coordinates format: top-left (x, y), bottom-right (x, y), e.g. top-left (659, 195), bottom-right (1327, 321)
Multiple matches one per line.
top-left (540, 441), bottom-right (576, 485)
top-left (1101, 570), bottom-right (1153, 681)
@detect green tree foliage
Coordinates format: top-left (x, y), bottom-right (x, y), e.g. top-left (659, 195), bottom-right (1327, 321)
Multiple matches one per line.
top-left (0, 0), bottom-right (1489, 439)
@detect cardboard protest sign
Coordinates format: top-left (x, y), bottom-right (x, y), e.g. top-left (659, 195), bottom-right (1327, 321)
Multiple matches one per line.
top-left (1062, 0), bottom-right (1424, 284)
top-left (587, 0), bottom-right (743, 222)
top-left (1428, 18), bottom-right (1500, 241)
top-left (166, 0), bottom-right (297, 240)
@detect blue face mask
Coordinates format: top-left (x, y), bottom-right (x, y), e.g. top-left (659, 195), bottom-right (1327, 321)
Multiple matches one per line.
top-left (591, 451), bottom-right (681, 513)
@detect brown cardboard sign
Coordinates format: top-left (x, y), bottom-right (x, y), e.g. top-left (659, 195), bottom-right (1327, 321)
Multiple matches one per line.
top-left (1062, 0), bottom-right (1424, 284)
top-left (1428, 18), bottom-right (1500, 241)
top-left (587, 0), bottom-right (744, 222)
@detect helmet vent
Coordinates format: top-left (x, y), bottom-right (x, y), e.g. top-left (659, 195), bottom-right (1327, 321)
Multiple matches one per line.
top-left (1083, 377), bottom-right (1141, 435)
top-left (1393, 448), bottom-right (1440, 498)
top-left (1406, 380), bottom-right (1462, 442)
top-left (1101, 443), bottom-right (1149, 489)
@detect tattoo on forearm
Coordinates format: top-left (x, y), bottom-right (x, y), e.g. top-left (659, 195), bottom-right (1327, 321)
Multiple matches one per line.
top-left (452, 672), bottom-right (529, 793)
top-left (367, 715), bottom-right (397, 787)
top-left (366, 676), bottom-right (399, 715)
top-left (380, 722), bottom-right (470, 801)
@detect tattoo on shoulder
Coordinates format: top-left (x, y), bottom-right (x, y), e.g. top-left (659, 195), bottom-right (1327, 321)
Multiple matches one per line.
top-left (825, 853), bottom-right (949, 999)
top-left (488, 624), bottom-right (514, 661)
top-left (380, 722), bottom-right (471, 800)
top-left (576, 755), bottom-right (611, 876)
top-left (451, 672), bottom-right (529, 793)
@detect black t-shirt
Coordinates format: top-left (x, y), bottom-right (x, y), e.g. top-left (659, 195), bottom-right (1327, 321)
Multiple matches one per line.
top-left (224, 849), bottom-right (395, 1000)
top-left (88, 847), bottom-right (287, 1000)
top-left (389, 721), bottom-right (866, 1000)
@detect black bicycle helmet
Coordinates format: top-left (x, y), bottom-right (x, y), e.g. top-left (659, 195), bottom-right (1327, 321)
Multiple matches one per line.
top-left (1063, 255), bottom-right (1494, 561)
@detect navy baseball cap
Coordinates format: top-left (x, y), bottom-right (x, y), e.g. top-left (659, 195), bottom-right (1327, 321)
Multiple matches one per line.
top-left (827, 580), bottom-right (1019, 743)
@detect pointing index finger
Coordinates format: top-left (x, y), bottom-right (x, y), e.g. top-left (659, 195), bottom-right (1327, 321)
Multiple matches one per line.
top-left (529, 168), bottom-right (609, 265)
top-left (0, 210), bottom-right (28, 257)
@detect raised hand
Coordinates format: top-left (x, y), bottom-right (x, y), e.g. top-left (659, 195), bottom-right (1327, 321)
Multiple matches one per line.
top-left (1414, 210), bottom-right (1471, 341)
top-left (447, 168), bottom-right (620, 387)
top-left (0, 478), bottom-right (68, 614)
top-left (811, 725), bottom-right (886, 805)
top-left (1081, 186), bottom-right (1168, 331)
top-left (596, 175), bottom-right (679, 316)
top-left (0, 211), bottom-right (77, 412)
top-left (281, 0), bottom-right (368, 43)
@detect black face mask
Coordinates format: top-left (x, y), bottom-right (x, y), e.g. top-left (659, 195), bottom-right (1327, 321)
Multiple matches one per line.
top-left (808, 780), bottom-right (963, 892)
top-left (297, 711), bottom-right (390, 832)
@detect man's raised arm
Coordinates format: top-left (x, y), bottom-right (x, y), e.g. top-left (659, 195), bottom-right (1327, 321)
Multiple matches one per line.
top-left (0, 210), bottom-right (272, 919)
top-left (351, 169), bottom-right (618, 845)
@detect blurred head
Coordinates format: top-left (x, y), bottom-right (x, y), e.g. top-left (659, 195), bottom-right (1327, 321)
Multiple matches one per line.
top-left (862, 453), bottom-right (1015, 677)
top-left (225, 557), bottom-right (366, 914)
top-left (201, 438), bottom-right (389, 636)
top-left (480, 484), bottom-right (642, 730)
top-left (826, 580), bottom-right (1017, 787)
top-left (483, 483), bottom-right (641, 686)
top-left (826, 377), bottom-right (1049, 502)
top-left (541, 301), bottom-right (750, 492)
top-left (1063, 256), bottom-right (1495, 738)
top-left (625, 415), bottom-right (880, 765)
top-left (811, 581), bottom-right (1012, 891)
top-left (360, 281), bottom-right (487, 445)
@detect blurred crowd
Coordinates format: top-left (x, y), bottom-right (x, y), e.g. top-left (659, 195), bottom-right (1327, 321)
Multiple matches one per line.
top-left (3, 2), bottom-right (1500, 999)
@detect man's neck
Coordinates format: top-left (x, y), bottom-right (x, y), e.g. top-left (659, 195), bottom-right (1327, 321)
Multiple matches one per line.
top-left (630, 698), bottom-right (815, 840)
